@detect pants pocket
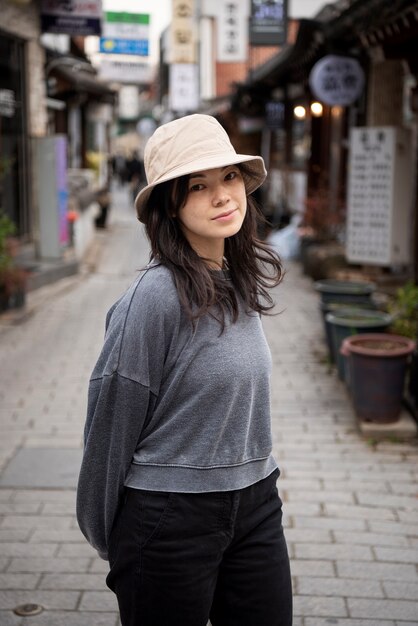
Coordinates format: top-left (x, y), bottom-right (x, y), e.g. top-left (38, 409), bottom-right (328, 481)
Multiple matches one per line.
top-left (134, 489), bottom-right (173, 548)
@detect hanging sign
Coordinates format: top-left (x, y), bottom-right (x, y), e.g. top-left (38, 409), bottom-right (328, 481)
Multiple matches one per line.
top-left (169, 64), bottom-right (199, 112)
top-left (249, 0), bottom-right (287, 46)
top-left (41, 0), bottom-right (102, 36)
top-left (98, 59), bottom-right (153, 84)
top-left (265, 101), bottom-right (285, 129)
top-left (169, 0), bottom-right (196, 64)
top-left (99, 39), bottom-right (149, 55)
top-left (217, 0), bottom-right (248, 62)
top-left (309, 55), bottom-right (365, 106)
top-left (0, 90), bottom-right (16, 118)
top-left (100, 12), bottom-right (149, 56)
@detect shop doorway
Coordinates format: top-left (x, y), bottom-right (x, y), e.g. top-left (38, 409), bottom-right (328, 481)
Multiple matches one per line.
top-left (0, 31), bottom-right (30, 237)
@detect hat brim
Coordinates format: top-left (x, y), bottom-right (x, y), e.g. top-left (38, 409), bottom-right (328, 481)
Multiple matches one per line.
top-left (134, 153), bottom-right (266, 223)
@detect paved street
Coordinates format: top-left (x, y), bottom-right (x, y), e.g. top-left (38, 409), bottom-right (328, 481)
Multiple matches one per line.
top-left (0, 185), bottom-right (417, 626)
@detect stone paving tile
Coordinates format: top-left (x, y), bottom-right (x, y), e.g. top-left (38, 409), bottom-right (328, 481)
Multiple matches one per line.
top-left (332, 530), bottom-right (409, 547)
top-left (295, 543), bottom-right (374, 561)
top-left (20, 611), bottom-right (119, 626)
top-left (367, 520), bottom-right (417, 536)
top-left (336, 561), bottom-right (418, 582)
top-left (296, 576), bottom-right (384, 598)
top-left (0, 544), bottom-right (57, 558)
top-left (0, 611), bottom-right (22, 626)
top-left (39, 573), bottom-right (107, 591)
top-left (89, 559), bottom-right (110, 574)
top-left (0, 558), bottom-right (10, 572)
top-left (0, 573), bottom-right (40, 590)
top-left (286, 489), bottom-right (355, 504)
top-left (356, 492), bottom-right (418, 510)
top-left (289, 560), bottom-right (335, 577)
top-left (0, 589), bottom-right (79, 610)
top-left (0, 502), bottom-right (42, 514)
top-left (12, 490), bottom-right (76, 503)
top-left (1, 516), bottom-right (72, 530)
top-left (382, 581), bottom-right (418, 601)
top-left (40, 502), bottom-right (77, 516)
top-left (294, 516), bottom-right (368, 531)
top-left (304, 617), bottom-right (396, 626)
top-left (293, 594), bottom-right (347, 618)
top-left (374, 546), bottom-right (418, 564)
top-left (0, 529), bottom-right (31, 542)
top-left (56, 543), bottom-right (97, 558)
top-left (7, 558), bottom-right (91, 574)
top-left (285, 528), bottom-right (332, 543)
top-left (0, 490), bottom-right (14, 501)
top-left (79, 590), bottom-right (120, 612)
top-left (348, 598), bottom-right (418, 622)
top-left (323, 504), bottom-right (398, 521)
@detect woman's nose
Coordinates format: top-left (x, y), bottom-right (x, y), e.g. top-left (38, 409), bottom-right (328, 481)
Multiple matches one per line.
top-left (212, 186), bottom-right (229, 206)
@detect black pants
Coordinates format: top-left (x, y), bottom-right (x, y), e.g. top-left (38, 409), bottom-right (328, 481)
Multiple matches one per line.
top-left (106, 469), bottom-right (292, 626)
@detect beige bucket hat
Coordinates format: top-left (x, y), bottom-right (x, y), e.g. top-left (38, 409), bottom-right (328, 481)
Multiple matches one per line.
top-left (134, 114), bottom-right (267, 222)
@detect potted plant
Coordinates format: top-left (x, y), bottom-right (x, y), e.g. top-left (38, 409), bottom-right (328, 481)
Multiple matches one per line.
top-left (340, 333), bottom-right (415, 424)
top-left (387, 282), bottom-right (418, 419)
top-left (0, 211), bottom-right (28, 311)
top-left (314, 278), bottom-right (377, 361)
top-left (326, 307), bottom-right (393, 380)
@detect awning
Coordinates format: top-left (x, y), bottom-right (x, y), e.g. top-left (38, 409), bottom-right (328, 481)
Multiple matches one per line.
top-left (46, 55), bottom-right (116, 99)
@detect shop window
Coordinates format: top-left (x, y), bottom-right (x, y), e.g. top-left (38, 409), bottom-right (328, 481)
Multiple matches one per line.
top-left (0, 32), bottom-right (29, 236)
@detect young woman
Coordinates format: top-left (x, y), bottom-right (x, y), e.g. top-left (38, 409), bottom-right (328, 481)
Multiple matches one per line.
top-left (77, 114), bottom-right (293, 626)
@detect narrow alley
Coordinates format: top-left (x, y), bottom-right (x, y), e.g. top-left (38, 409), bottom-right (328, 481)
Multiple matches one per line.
top-left (0, 186), bottom-right (417, 626)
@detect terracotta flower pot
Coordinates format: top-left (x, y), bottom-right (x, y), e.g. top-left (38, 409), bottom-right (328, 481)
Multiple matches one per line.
top-left (327, 309), bottom-right (392, 380)
top-left (341, 334), bottom-right (416, 424)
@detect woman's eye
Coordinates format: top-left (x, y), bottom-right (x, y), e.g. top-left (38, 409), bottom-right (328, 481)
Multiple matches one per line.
top-left (225, 170), bottom-right (238, 180)
top-left (189, 183), bottom-right (204, 192)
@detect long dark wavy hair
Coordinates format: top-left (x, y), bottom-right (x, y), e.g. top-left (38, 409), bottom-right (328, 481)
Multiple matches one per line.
top-left (140, 165), bottom-right (283, 328)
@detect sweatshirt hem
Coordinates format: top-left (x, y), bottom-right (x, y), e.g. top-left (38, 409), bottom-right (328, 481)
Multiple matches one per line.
top-left (125, 455), bottom-right (278, 493)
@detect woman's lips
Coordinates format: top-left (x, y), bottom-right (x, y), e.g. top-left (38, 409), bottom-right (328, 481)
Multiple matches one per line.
top-left (212, 208), bottom-right (237, 222)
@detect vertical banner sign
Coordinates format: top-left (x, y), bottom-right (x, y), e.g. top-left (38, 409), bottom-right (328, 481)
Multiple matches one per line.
top-left (169, 64), bottom-right (199, 112)
top-left (56, 136), bottom-right (69, 246)
top-left (169, 0), bottom-right (196, 64)
top-left (217, 0), bottom-right (248, 63)
top-left (265, 101), bottom-right (285, 129)
top-left (100, 12), bottom-right (149, 56)
top-left (249, 0), bottom-right (287, 46)
top-left (41, 0), bottom-right (102, 36)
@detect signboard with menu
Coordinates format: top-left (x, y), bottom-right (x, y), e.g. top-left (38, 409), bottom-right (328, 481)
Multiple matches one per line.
top-left (346, 127), bottom-right (412, 266)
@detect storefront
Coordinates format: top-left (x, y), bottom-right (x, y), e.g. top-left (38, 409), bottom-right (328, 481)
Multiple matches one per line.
top-left (0, 30), bottom-right (31, 237)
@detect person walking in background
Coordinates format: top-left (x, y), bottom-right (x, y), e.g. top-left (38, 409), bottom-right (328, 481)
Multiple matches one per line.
top-left (77, 114), bottom-right (293, 626)
top-left (126, 150), bottom-right (146, 201)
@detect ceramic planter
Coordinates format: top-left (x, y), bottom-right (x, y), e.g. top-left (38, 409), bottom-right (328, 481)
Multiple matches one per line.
top-left (321, 301), bottom-right (377, 363)
top-left (340, 333), bottom-right (416, 424)
top-left (314, 279), bottom-right (376, 305)
top-left (326, 308), bottom-right (393, 380)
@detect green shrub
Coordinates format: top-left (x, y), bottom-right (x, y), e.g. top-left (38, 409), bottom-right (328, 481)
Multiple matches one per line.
top-left (388, 282), bottom-right (418, 339)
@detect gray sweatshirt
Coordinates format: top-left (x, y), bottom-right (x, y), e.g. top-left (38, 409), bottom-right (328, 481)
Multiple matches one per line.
top-left (76, 262), bottom-right (278, 559)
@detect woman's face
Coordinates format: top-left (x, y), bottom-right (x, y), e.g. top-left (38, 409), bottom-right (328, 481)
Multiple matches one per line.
top-left (177, 165), bottom-right (247, 264)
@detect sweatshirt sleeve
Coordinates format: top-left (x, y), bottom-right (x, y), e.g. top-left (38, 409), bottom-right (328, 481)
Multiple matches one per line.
top-left (76, 267), bottom-right (179, 560)
top-left (76, 373), bottom-right (152, 560)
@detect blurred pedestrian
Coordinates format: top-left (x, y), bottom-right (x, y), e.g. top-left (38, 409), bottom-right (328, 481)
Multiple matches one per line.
top-left (77, 114), bottom-right (292, 626)
top-left (126, 150), bottom-right (146, 201)
top-left (111, 152), bottom-right (127, 187)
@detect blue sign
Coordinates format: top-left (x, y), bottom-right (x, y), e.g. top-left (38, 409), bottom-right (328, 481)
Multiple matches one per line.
top-left (100, 38), bottom-right (149, 56)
